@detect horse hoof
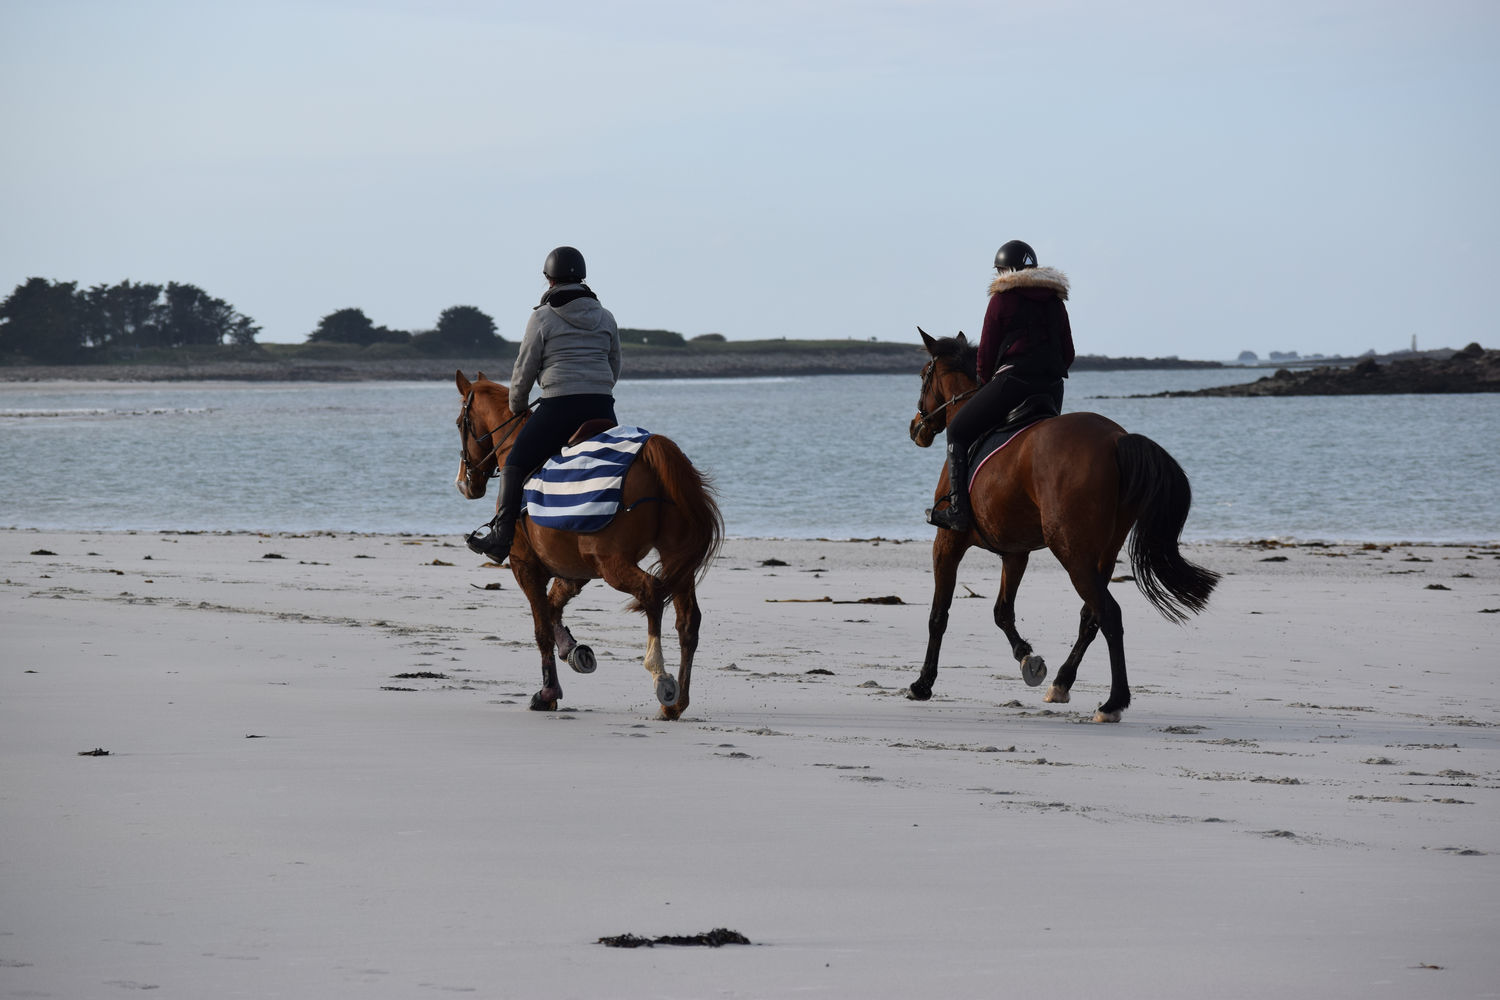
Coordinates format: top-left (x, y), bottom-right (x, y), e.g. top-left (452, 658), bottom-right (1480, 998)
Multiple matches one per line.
top-left (529, 692), bottom-right (558, 711)
top-left (567, 644), bottom-right (597, 674)
top-left (655, 674), bottom-right (679, 707)
top-left (1043, 684), bottom-right (1070, 704)
top-left (1020, 654), bottom-right (1048, 687)
top-left (1093, 707), bottom-right (1122, 723)
top-left (907, 684), bottom-right (932, 701)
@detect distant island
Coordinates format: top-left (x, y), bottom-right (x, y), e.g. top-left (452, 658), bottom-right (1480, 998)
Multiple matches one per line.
top-left (0, 337), bottom-right (1225, 382)
top-left (1141, 343), bottom-right (1498, 397)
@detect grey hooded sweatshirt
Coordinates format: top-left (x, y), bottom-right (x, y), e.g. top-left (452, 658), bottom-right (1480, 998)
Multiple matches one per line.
top-left (508, 283), bottom-right (622, 410)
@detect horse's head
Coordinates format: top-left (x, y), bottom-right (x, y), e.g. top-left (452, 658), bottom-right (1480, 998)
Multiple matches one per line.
top-left (909, 328), bottom-right (978, 447)
top-left (454, 370), bottom-right (524, 499)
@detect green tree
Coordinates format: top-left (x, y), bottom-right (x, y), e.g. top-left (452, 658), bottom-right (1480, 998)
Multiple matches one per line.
top-left (426, 305), bottom-right (500, 353)
top-left (308, 307), bottom-right (378, 345)
top-left (160, 282), bottom-right (257, 347)
top-left (79, 280), bottom-right (164, 349)
top-left (0, 277), bottom-right (82, 362)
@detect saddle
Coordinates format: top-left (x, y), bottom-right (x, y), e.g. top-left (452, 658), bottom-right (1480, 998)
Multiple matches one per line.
top-left (965, 394), bottom-right (1058, 486)
top-left (567, 418), bottom-right (616, 448)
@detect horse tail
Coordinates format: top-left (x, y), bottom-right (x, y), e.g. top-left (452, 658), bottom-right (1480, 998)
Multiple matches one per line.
top-left (1116, 433), bottom-right (1220, 624)
top-left (639, 433), bottom-right (725, 592)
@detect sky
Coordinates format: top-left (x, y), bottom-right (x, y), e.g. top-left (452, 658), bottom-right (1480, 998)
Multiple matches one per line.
top-left (2, 0), bottom-right (1497, 360)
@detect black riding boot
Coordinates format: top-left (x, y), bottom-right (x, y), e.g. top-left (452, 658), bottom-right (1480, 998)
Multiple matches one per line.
top-left (466, 466), bottom-right (523, 560)
top-left (926, 441), bottom-right (972, 532)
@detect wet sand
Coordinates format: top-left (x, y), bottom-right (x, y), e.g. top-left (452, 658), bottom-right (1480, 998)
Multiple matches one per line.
top-left (2, 531), bottom-right (1496, 998)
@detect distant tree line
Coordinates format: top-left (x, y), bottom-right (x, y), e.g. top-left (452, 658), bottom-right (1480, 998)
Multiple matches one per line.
top-left (306, 305), bottom-right (503, 354)
top-left (0, 277), bottom-right (260, 363)
top-left (0, 277), bottom-right (508, 363)
top-left (616, 330), bottom-right (725, 347)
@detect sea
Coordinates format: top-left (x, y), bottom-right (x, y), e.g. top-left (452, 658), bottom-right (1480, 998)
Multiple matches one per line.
top-left (1, 370), bottom-right (1496, 544)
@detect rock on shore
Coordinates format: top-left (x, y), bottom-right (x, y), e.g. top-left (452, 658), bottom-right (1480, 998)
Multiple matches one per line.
top-left (1149, 343), bottom-right (1499, 396)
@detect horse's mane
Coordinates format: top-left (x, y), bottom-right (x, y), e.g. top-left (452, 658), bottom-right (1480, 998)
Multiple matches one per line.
top-left (931, 336), bottom-right (978, 381)
top-left (473, 373), bottom-right (515, 413)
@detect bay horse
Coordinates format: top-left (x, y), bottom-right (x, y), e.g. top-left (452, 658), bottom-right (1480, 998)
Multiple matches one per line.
top-left (454, 371), bottom-right (723, 719)
top-left (908, 330), bottom-right (1218, 722)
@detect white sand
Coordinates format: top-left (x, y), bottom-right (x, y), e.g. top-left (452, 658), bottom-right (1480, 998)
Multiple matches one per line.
top-left (2, 529), bottom-right (1497, 999)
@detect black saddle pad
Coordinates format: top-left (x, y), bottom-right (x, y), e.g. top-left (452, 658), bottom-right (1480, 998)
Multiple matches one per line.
top-left (964, 394), bottom-right (1059, 475)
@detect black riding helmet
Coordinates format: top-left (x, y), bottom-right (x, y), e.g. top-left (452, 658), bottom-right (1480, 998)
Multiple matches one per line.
top-left (543, 246), bottom-right (587, 282)
top-left (994, 240), bottom-right (1038, 272)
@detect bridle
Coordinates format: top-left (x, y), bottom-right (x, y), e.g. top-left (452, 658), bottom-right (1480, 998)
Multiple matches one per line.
top-left (910, 358), bottom-right (977, 441)
top-left (456, 390), bottom-right (531, 494)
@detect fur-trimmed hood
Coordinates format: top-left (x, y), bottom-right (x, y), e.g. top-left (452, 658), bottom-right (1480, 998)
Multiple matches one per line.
top-left (988, 266), bottom-right (1069, 300)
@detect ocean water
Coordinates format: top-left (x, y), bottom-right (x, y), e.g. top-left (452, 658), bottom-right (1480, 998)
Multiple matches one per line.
top-left (1, 370), bottom-right (1496, 543)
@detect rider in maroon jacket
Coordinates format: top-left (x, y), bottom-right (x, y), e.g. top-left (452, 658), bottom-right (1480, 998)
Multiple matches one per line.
top-left (927, 240), bottom-right (1075, 532)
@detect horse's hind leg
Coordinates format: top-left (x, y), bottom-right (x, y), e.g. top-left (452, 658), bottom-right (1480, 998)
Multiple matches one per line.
top-left (1056, 566), bottom-right (1128, 722)
top-left (547, 578), bottom-right (595, 674)
top-left (510, 558), bottom-right (563, 710)
top-left (597, 558), bottom-right (676, 715)
top-left (661, 586), bottom-right (701, 721)
top-left (1044, 604), bottom-right (1100, 705)
top-left (993, 551), bottom-right (1047, 687)
top-left (1091, 587), bottom-right (1128, 722)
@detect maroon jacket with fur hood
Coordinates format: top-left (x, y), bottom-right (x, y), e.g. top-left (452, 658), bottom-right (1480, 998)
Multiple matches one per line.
top-left (975, 266), bottom-right (1074, 385)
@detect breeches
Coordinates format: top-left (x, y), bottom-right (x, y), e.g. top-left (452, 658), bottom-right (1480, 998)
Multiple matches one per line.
top-left (504, 393), bottom-right (617, 473)
top-left (945, 374), bottom-right (1063, 452)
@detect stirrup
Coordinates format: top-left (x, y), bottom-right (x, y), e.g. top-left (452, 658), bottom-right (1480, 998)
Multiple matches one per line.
top-left (465, 517), bottom-right (514, 559)
top-left (925, 499), bottom-right (970, 532)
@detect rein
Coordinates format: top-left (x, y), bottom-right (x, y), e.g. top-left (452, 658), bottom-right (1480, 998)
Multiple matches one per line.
top-left (457, 391), bottom-right (531, 491)
top-left (911, 360), bottom-right (977, 440)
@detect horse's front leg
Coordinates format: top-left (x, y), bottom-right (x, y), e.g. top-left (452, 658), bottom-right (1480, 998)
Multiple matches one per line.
top-left (547, 578), bottom-right (595, 674)
top-left (993, 551), bottom-right (1047, 687)
top-left (910, 533), bottom-right (968, 700)
top-left (510, 558), bottom-right (563, 710)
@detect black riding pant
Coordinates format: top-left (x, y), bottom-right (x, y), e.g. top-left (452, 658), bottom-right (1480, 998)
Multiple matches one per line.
top-left (504, 393), bottom-right (617, 474)
top-left (945, 373), bottom-right (1064, 455)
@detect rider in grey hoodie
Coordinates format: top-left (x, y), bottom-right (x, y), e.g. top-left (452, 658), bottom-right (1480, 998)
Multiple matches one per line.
top-left (466, 246), bottom-right (621, 559)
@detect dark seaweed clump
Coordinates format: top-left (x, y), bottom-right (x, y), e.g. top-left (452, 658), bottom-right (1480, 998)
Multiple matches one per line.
top-left (598, 928), bottom-right (751, 948)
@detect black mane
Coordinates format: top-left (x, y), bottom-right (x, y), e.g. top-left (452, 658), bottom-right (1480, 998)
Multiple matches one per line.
top-left (931, 335), bottom-right (978, 381)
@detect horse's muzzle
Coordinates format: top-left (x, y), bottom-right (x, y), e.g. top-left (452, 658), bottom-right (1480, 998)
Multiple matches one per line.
top-left (909, 414), bottom-right (935, 448)
top-left (456, 469), bottom-right (486, 500)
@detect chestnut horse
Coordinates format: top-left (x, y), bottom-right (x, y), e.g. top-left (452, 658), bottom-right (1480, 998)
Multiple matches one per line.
top-left (454, 371), bottom-right (723, 719)
top-left (908, 331), bottom-right (1218, 722)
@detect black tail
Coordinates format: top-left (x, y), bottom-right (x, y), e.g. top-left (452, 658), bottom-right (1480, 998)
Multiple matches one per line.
top-left (1116, 433), bottom-right (1220, 623)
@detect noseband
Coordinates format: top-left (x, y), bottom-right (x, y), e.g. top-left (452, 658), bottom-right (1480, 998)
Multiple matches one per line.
top-left (457, 391), bottom-right (530, 492)
top-left (911, 359), bottom-right (977, 441)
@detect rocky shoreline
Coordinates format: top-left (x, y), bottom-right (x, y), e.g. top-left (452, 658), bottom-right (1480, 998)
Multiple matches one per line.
top-left (1144, 343), bottom-right (1499, 396)
top-left (0, 344), bottom-right (1221, 382)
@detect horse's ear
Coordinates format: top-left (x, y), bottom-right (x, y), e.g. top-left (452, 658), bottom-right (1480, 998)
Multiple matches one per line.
top-left (455, 370), bottom-right (471, 396)
top-left (475, 370), bottom-right (486, 383)
top-left (955, 332), bottom-right (969, 349)
top-left (918, 326), bottom-right (937, 353)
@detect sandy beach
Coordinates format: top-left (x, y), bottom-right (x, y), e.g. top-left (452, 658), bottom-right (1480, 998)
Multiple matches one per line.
top-left (2, 530), bottom-right (1497, 999)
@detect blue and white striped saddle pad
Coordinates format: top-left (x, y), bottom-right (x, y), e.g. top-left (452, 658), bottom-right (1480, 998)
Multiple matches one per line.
top-left (522, 425), bottom-right (653, 532)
